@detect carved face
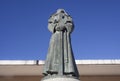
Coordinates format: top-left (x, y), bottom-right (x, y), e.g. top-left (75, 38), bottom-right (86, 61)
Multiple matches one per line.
top-left (53, 12), bottom-right (67, 25)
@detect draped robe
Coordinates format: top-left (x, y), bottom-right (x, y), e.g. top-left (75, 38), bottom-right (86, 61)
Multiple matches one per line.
top-left (43, 10), bottom-right (79, 78)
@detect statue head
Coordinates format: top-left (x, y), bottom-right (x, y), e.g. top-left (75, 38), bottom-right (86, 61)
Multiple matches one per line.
top-left (48, 9), bottom-right (74, 33)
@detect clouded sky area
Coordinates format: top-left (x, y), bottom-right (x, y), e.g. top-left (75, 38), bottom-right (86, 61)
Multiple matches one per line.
top-left (0, 0), bottom-right (120, 60)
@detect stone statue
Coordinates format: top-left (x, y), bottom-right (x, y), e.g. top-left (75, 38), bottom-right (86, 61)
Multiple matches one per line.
top-left (43, 9), bottom-right (79, 79)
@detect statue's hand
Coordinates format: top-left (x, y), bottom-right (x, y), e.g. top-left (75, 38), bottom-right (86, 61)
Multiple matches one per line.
top-left (55, 26), bottom-right (65, 31)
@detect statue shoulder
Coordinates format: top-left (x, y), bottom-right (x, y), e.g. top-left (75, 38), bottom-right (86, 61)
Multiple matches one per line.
top-left (48, 14), bottom-right (57, 33)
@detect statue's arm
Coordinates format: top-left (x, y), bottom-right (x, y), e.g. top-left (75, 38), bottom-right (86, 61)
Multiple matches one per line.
top-left (48, 16), bottom-right (56, 33)
top-left (65, 16), bottom-right (74, 33)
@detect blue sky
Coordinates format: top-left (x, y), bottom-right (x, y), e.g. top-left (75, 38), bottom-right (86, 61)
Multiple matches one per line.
top-left (0, 0), bottom-right (120, 60)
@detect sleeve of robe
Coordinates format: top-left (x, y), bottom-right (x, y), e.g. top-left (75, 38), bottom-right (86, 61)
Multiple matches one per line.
top-left (65, 16), bottom-right (74, 34)
top-left (48, 15), bottom-right (57, 33)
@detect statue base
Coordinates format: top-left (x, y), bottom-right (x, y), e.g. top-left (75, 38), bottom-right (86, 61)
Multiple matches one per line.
top-left (41, 75), bottom-right (80, 81)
